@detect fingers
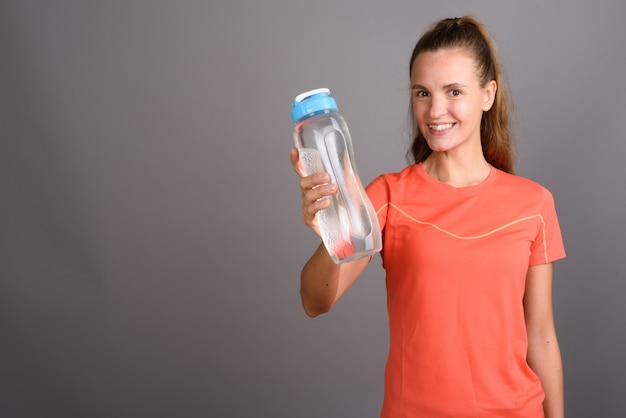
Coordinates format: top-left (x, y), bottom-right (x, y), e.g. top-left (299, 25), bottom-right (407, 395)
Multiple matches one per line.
top-left (299, 171), bottom-right (331, 191)
top-left (290, 147), bottom-right (333, 196)
top-left (301, 180), bottom-right (337, 205)
top-left (301, 179), bottom-right (337, 226)
top-left (290, 147), bottom-right (337, 233)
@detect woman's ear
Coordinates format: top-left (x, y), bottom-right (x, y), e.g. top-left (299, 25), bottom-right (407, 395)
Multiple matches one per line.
top-left (482, 80), bottom-right (497, 111)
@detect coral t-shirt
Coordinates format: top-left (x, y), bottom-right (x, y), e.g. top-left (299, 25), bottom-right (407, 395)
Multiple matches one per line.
top-left (366, 163), bottom-right (566, 418)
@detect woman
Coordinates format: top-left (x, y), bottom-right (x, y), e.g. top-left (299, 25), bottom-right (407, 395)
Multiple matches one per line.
top-left (290, 16), bottom-right (565, 418)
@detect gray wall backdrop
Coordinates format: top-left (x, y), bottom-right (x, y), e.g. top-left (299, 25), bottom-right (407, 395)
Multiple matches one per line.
top-left (2, 0), bottom-right (625, 417)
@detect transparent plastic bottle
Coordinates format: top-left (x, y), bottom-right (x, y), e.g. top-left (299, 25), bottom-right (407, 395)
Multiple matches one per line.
top-left (291, 88), bottom-right (381, 264)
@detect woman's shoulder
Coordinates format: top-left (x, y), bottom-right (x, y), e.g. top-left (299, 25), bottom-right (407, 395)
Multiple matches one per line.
top-left (367, 164), bottom-right (422, 191)
top-left (373, 164), bottom-right (421, 183)
top-left (494, 169), bottom-right (554, 200)
top-left (366, 165), bottom-right (422, 201)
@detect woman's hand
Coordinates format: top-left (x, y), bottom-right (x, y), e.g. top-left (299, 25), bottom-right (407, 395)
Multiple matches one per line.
top-left (290, 148), bottom-right (338, 237)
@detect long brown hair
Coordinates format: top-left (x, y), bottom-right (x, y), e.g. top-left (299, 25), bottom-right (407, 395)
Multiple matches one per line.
top-left (407, 16), bottom-right (514, 174)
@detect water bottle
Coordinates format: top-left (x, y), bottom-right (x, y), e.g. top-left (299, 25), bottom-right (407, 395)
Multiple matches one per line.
top-left (291, 88), bottom-right (382, 264)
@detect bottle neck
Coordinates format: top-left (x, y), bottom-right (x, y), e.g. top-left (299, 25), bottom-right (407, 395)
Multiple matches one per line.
top-left (296, 108), bottom-right (337, 124)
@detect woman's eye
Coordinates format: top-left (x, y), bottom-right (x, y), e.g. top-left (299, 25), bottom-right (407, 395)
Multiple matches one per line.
top-left (450, 90), bottom-right (461, 96)
top-left (415, 91), bottom-right (429, 98)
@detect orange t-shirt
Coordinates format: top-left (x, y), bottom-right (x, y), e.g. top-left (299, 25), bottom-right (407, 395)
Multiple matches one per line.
top-left (366, 163), bottom-right (566, 418)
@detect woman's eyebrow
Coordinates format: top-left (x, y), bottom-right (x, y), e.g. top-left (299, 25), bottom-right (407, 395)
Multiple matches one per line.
top-left (411, 83), bottom-right (467, 90)
top-left (443, 83), bottom-right (467, 90)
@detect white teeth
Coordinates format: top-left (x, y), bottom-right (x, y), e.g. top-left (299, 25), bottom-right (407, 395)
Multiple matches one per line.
top-left (429, 123), bottom-right (454, 131)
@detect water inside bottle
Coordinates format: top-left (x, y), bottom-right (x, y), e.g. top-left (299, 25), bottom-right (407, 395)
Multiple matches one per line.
top-left (298, 147), bottom-right (377, 263)
top-left (324, 129), bottom-right (372, 238)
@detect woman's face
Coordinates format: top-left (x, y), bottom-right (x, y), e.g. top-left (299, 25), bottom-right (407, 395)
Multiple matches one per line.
top-left (411, 48), bottom-right (496, 155)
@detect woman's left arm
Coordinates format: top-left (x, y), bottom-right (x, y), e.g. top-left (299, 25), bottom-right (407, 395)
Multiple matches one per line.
top-left (524, 263), bottom-right (564, 418)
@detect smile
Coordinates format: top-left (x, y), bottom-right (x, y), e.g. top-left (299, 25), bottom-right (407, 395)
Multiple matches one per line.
top-left (428, 123), bottom-right (455, 132)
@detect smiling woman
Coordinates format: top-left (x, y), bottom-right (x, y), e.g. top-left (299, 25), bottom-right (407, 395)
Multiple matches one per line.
top-left (410, 49), bottom-right (497, 185)
top-left (291, 16), bottom-right (566, 418)
top-left (408, 16), bottom-right (513, 175)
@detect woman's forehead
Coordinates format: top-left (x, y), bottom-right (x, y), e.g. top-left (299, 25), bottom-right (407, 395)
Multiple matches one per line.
top-left (411, 49), bottom-right (480, 84)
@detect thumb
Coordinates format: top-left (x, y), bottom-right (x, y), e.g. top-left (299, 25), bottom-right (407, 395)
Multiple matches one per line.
top-left (290, 147), bottom-right (306, 178)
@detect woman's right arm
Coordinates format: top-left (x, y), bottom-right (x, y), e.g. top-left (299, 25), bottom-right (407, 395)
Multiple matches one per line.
top-left (291, 148), bottom-right (370, 317)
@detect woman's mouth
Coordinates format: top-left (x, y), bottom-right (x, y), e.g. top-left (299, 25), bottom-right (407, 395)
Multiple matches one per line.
top-left (428, 123), bottom-right (455, 132)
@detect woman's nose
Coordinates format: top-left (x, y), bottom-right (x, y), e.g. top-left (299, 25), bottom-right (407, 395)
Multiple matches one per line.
top-left (429, 95), bottom-right (446, 119)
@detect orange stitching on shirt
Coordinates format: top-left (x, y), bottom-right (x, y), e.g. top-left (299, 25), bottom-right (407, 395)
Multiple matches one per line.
top-left (378, 203), bottom-right (547, 253)
top-left (537, 213), bottom-right (548, 263)
top-left (376, 203), bottom-right (389, 216)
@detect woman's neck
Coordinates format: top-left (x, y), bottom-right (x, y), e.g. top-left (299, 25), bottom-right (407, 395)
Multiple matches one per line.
top-left (422, 152), bottom-right (491, 188)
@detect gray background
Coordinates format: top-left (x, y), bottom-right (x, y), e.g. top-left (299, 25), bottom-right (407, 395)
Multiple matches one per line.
top-left (2, 0), bottom-right (625, 417)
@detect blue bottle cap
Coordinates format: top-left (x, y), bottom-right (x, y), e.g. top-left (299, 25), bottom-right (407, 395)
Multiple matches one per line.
top-left (291, 88), bottom-right (338, 124)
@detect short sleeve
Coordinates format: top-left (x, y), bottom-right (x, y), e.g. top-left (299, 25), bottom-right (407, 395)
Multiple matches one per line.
top-left (529, 187), bottom-right (566, 266)
top-left (366, 175), bottom-right (391, 233)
